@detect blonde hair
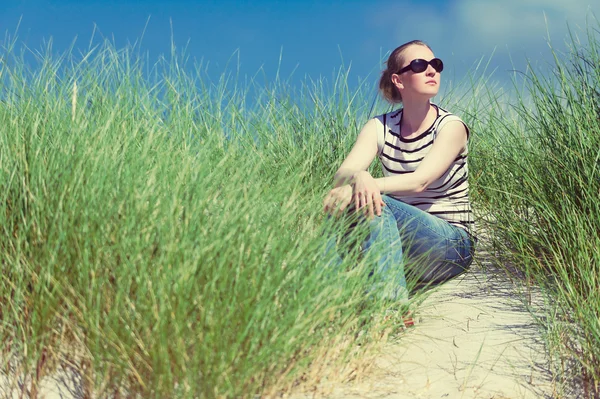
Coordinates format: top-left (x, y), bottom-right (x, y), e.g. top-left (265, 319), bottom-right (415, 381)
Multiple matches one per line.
top-left (379, 40), bottom-right (432, 104)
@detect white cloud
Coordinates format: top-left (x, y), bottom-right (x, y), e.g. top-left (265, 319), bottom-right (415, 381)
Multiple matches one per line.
top-left (366, 0), bottom-right (600, 91)
top-left (370, 0), bottom-right (600, 61)
top-left (455, 0), bottom-right (599, 51)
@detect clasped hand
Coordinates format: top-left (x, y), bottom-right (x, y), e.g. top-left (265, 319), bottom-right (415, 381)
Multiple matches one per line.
top-left (323, 171), bottom-right (385, 219)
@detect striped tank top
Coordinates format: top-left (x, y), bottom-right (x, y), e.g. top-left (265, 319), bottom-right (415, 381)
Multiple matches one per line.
top-left (375, 104), bottom-right (474, 232)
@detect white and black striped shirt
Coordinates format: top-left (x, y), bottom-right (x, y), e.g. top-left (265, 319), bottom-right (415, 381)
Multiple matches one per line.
top-left (375, 104), bottom-right (474, 232)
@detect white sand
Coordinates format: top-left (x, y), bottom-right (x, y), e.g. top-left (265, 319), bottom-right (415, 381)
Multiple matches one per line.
top-left (0, 368), bottom-right (82, 399)
top-left (289, 255), bottom-right (561, 398)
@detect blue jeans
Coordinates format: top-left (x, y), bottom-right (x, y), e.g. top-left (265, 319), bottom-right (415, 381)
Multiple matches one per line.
top-left (323, 195), bottom-right (475, 302)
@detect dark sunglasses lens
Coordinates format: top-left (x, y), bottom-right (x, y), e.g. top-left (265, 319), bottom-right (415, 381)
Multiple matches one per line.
top-left (431, 58), bottom-right (444, 72)
top-left (410, 59), bottom-right (428, 73)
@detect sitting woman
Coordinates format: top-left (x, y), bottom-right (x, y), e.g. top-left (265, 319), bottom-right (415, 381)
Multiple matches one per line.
top-left (322, 39), bottom-right (475, 305)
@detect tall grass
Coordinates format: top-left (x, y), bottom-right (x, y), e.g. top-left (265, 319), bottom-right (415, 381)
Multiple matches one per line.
top-left (0, 37), bottom-right (402, 397)
top-left (4, 22), bottom-right (600, 398)
top-left (467, 23), bottom-right (600, 397)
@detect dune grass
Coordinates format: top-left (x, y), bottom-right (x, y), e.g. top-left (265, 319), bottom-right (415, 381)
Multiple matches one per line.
top-left (0, 37), bottom-right (412, 397)
top-left (465, 23), bottom-right (600, 397)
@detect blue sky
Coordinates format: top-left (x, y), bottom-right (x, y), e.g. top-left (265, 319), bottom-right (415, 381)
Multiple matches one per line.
top-left (1, 0), bottom-right (599, 91)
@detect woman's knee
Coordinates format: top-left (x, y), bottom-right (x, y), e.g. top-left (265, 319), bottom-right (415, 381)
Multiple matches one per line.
top-left (407, 241), bottom-right (474, 287)
top-left (414, 261), bottom-right (467, 284)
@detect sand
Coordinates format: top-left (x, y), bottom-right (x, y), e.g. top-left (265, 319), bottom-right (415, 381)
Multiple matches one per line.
top-left (288, 249), bottom-right (562, 399)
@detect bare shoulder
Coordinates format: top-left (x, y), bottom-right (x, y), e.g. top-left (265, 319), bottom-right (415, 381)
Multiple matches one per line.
top-left (439, 119), bottom-right (468, 135)
top-left (436, 111), bottom-right (469, 141)
top-left (362, 116), bottom-right (383, 131)
top-left (435, 114), bottom-right (469, 150)
top-left (355, 117), bottom-right (383, 140)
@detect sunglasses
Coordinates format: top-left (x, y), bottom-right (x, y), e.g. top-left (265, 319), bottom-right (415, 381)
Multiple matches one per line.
top-left (396, 58), bottom-right (444, 74)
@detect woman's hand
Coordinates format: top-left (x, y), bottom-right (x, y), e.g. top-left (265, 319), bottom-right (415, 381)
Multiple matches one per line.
top-left (323, 184), bottom-right (353, 216)
top-left (352, 171), bottom-right (385, 219)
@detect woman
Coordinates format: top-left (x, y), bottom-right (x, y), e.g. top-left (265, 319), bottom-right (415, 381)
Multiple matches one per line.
top-left (322, 40), bottom-right (475, 304)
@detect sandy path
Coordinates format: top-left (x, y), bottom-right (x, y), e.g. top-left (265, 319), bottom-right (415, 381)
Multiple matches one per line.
top-left (290, 251), bottom-right (560, 399)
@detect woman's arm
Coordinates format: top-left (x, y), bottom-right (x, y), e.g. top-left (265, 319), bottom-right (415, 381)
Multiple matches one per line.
top-left (374, 120), bottom-right (468, 196)
top-left (324, 118), bottom-right (382, 217)
top-left (332, 118), bottom-right (380, 187)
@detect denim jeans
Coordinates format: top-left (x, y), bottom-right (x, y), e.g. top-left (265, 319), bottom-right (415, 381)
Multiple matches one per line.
top-left (323, 195), bottom-right (475, 302)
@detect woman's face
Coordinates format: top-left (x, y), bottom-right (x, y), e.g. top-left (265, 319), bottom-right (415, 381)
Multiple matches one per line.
top-left (393, 45), bottom-right (441, 101)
